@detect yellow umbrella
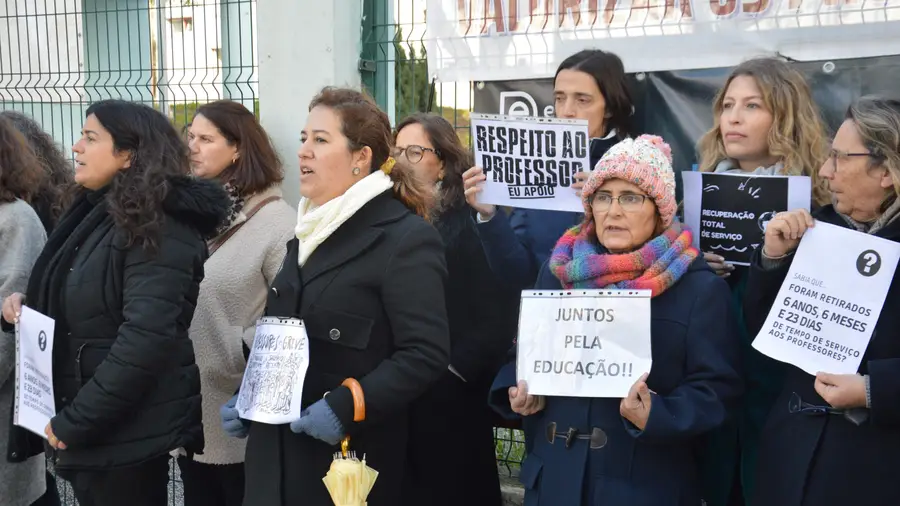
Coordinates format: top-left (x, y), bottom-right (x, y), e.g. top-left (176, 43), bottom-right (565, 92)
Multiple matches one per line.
top-left (322, 436), bottom-right (379, 506)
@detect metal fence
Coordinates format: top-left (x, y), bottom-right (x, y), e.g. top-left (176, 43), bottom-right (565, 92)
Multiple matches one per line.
top-left (0, 0), bottom-right (258, 153)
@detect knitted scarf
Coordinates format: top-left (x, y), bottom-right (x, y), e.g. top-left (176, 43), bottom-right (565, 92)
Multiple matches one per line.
top-left (549, 223), bottom-right (699, 297)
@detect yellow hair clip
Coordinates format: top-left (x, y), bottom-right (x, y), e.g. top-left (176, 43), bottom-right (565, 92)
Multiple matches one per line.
top-left (381, 156), bottom-right (396, 175)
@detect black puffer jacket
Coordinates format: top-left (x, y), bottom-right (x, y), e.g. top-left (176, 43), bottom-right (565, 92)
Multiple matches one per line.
top-left (4, 176), bottom-right (229, 470)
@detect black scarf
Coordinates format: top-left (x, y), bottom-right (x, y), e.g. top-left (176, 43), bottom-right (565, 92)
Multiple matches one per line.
top-left (26, 188), bottom-right (113, 334)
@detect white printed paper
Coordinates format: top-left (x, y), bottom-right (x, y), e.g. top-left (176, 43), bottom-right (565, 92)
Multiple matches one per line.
top-left (682, 172), bottom-right (811, 266)
top-left (516, 290), bottom-right (653, 398)
top-left (753, 222), bottom-right (900, 375)
top-left (14, 306), bottom-right (56, 439)
top-left (470, 113), bottom-right (589, 213)
top-left (236, 317), bottom-right (310, 425)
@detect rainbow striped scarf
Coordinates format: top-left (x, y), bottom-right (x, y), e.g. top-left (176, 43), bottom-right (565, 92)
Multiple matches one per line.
top-left (549, 223), bottom-right (699, 297)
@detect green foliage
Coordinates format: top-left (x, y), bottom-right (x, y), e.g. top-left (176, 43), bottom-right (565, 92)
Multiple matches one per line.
top-left (393, 28), bottom-right (435, 121)
top-left (169, 98), bottom-right (259, 134)
top-left (393, 28), bottom-right (471, 147)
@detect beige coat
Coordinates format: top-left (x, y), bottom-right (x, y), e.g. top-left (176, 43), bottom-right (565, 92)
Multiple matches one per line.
top-left (188, 186), bottom-right (295, 464)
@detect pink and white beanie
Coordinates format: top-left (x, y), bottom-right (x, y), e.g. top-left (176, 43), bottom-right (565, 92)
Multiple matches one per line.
top-left (580, 134), bottom-right (678, 227)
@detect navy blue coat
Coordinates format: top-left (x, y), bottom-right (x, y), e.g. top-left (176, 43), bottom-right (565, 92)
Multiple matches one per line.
top-left (743, 205), bottom-right (900, 506)
top-left (477, 137), bottom-right (621, 291)
top-left (489, 257), bottom-right (743, 506)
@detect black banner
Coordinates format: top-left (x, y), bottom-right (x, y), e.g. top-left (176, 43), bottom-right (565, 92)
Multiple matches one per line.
top-left (473, 55), bottom-right (900, 200)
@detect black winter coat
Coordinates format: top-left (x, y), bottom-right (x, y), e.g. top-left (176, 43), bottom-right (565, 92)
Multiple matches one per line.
top-left (743, 204), bottom-right (900, 506)
top-left (4, 176), bottom-right (228, 470)
top-left (243, 190), bottom-right (451, 506)
top-left (401, 204), bottom-right (509, 506)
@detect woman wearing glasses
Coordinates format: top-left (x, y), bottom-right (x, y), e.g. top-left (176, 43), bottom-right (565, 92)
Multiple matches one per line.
top-left (489, 135), bottom-right (742, 506)
top-left (393, 114), bottom-right (509, 506)
top-left (694, 57), bottom-right (830, 506)
top-left (743, 95), bottom-right (900, 506)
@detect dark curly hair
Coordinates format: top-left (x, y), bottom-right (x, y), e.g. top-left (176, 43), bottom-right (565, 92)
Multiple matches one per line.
top-left (0, 110), bottom-right (75, 228)
top-left (85, 99), bottom-right (191, 251)
top-left (0, 116), bottom-right (45, 205)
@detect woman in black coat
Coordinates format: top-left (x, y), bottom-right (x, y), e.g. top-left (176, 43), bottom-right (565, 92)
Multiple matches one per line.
top-left (743, 95), bottom-right (900, 506)
top-left (393, 113), bottom-right (510, 506)
top-left (1, 100), bottom-right (229, 506)
top-left (221, 87), bottom-right (450, 506)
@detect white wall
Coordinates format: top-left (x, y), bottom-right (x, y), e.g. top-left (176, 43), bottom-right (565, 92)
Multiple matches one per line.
top-left (257, 0), bottom-right (362, 207)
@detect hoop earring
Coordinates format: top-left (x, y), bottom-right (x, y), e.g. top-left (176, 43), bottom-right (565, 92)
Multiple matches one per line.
top-left (352, 167), bottom-right (361, 175)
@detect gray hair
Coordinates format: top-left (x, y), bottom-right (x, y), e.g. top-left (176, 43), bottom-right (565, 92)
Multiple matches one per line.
top-left (845, 95), bottom-right (900, 209)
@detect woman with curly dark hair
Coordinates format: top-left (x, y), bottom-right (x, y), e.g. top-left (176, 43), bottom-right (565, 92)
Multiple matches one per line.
top-left (1, 99), bottom-right (230, 506)
top-left (394, 113), bottom-right (508, 506)
top-left (0, 110), bottom-right (75, 232)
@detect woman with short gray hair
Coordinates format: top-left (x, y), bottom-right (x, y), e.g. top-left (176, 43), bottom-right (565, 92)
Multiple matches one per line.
top-left (743, 95), bottom-right (900, 506)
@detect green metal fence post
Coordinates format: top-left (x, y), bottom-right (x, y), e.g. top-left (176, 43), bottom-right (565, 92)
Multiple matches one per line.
top-left (360, 0), bottom-right (389, 119)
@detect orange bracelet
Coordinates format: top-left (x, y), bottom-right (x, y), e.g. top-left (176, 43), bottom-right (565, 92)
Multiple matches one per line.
top-left (341, 378), bottom-right (366, 422)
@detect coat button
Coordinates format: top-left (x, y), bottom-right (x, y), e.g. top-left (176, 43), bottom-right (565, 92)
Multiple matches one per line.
top-left (329, 329), bottom-right (340, 341)
top-left (271, 287), bottom-right (279, 297)
top-left (10, 452), bottom-right (17, 459)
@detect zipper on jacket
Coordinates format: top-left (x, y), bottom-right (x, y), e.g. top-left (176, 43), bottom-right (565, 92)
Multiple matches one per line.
top-left (75, 343), bottom-right (87, 385)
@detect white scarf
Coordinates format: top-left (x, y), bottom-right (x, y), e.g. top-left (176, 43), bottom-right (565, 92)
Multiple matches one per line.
top-left (295, 171), bottom-right (394, 266)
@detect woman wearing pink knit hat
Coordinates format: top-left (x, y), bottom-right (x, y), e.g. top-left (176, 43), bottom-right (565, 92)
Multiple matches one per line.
top-left (488, 134), bottom-right (743, 506)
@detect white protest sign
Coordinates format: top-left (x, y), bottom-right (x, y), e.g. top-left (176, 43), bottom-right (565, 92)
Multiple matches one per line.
top-left (14, 306), bottom-right (56, 439)
top-left (236, 317), bottom-right (310, 425)
top-left (516, 290), bottom-right (653, 398)
top-left (470, 113), bottom-right (589, 213)
top-left (753, 221), bottom-right (900, 375)
top-left (682, 172), bottom-right (811, 266)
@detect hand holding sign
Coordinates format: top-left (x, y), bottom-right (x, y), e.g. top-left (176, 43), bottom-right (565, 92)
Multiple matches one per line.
top-left (2, 291), bottom-right (24, 324)
top-left (703, 252), bottom-right (734, 278)
top-left (572, 171), bottom-right (591, 192)
top-left (752, 222), bottom-right (900, 376)
top-left (45, 422), bottom-right (66, 450)
top-left (508, 380), bottom-right (545, 416)
top-left (814, 372), bottom-right (867, 409)
top-left (763, 209), bottom-right (815, 258)
top-left (619, 373), bottom-right (652, 430)
top-left (462, 166), bottom-right (497, 219)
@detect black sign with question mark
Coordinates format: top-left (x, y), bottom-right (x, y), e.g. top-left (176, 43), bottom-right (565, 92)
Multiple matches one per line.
top-left (856, 249), bottom-right (882, 277)
top-left (38, 331), bottom-right (47, 352)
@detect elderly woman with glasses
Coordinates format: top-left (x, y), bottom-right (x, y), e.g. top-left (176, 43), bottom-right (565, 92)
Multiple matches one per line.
top-left (743, 95), bottom-right (900, 506)
top-left (393, 113), bottom-right (510, 506)
top-left (488, 135), bottom-right (742, 506)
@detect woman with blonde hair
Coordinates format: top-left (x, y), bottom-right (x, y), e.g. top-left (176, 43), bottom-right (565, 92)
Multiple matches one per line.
top-left (698, 57), bottom-right (829, 204)
top-left (695, 57), bottom-right (830, 506)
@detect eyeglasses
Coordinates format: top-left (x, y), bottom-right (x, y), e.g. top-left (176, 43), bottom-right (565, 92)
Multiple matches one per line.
top-left (591, 193), bottom-right (649, 213)
top-left (393, 144), bottom-right (440, 164)
top-left (829, 148), bottom-right (872, 172)
top-left (788, 392), bottom-right (844, 417)
top-left (788, 391), bottom-right (870, 426)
